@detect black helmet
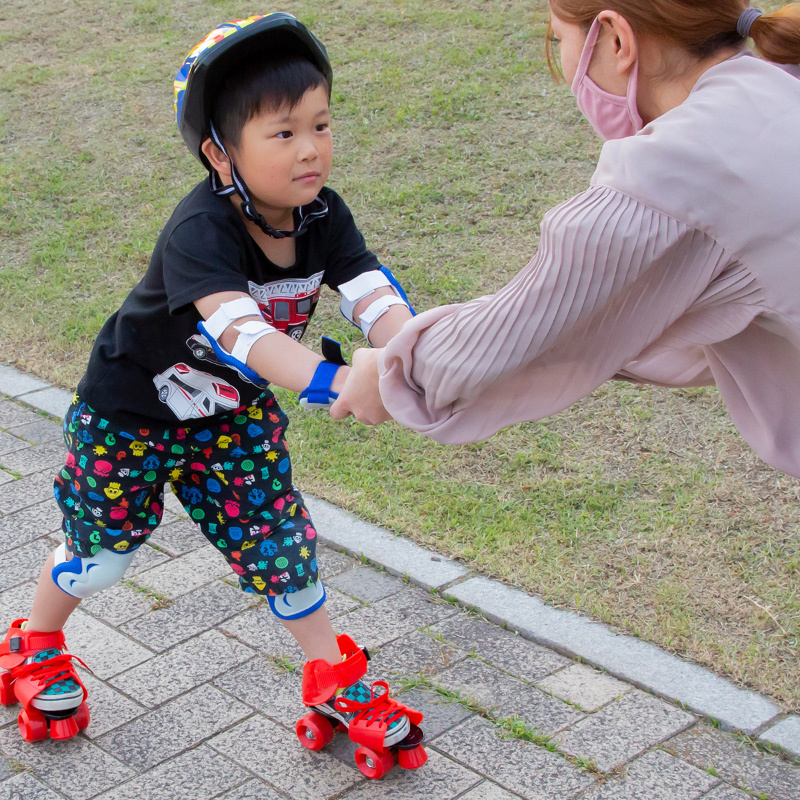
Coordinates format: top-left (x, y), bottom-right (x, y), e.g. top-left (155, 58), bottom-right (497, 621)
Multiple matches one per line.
top-left (174, 13), bottom-right (332, 167)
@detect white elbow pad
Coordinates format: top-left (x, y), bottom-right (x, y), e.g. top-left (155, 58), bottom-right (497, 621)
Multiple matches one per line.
top-left (338, 271), bottom-right (394, 324)
top-left (358, 295), bottom-right (410, 343)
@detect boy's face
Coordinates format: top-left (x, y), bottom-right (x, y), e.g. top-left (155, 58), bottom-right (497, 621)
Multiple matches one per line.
top-left (229, 85), bottom-right (332, 218)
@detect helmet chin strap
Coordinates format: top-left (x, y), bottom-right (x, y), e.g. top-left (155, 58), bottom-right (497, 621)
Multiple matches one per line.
top-left (208, 121), bottom-right (328, 239)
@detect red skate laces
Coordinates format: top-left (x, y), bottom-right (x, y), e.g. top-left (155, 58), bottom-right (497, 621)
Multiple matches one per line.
top-left (334, 681), bottom-right (407, 745)
top-left (13, 652), bottom-right (89, 698)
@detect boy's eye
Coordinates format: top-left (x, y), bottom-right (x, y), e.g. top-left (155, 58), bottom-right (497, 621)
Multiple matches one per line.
top-left (316, 123), bottom-right (330, 132)
top-left (276, 131), bottom-right (293, 139)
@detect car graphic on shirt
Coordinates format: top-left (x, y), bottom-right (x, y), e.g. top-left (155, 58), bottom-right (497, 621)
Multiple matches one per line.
top-left (248, 271), bottom-right (323, 342)
top-left (186, 333), bottom-right (261, 385)
top-left (153, 363), bottom-right (240, 421)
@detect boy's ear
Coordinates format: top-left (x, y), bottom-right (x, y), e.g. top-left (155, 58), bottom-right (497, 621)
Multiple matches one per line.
top-left (200, 136), bottom-right (230, 177)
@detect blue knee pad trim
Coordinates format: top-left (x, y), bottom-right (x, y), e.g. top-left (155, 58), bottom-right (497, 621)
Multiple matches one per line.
top-left (268, 580), bottom-right (327, 620)
top-left (52, 544), bottom-right (136, 599)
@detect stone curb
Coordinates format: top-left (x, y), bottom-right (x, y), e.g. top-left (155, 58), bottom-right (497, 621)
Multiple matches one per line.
top-left (1, 362), bottom-right (797, 758)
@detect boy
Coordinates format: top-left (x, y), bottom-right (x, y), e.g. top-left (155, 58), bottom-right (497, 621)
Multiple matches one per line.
top-left (0, 14), bottom-right (425, 779)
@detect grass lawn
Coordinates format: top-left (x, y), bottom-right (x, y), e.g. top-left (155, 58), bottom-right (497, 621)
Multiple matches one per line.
top-left (1, 0), bottom-right (798, 710)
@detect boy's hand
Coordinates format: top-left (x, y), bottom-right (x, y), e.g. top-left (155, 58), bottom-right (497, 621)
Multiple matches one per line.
top-left (330, 348), bottom-right (391, 425)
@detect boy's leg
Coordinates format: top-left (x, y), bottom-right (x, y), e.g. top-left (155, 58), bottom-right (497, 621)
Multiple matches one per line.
top-left (28, 548), bottom-right (82, 633)
top-left (280, 604), bottom-right (341, 663)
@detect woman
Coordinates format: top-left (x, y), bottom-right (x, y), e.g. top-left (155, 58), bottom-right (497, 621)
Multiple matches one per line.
top-left (331, 1), bottom-right (800, 480)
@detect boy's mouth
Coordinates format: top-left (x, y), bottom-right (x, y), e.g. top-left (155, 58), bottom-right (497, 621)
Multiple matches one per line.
top-left (295, 172), bottom-right (321, 182)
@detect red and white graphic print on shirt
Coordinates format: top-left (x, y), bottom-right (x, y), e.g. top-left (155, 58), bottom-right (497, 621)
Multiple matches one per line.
top-left (248, 271), bottom-right (324, 342)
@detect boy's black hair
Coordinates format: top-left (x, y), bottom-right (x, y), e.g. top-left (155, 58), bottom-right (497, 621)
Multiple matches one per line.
top-left (210, 50), bottom-right (331, 148)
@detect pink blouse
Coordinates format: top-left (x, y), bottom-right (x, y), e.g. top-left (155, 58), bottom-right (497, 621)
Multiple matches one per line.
top-left (379, 54), bottom-right (800, 478)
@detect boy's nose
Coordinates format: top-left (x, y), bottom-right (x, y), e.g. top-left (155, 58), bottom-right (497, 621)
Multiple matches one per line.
top-left (297, 135), bottom-right (319, 161)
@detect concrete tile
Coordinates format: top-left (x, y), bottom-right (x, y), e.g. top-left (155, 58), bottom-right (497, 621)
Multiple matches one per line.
top-left (162, 488), bottom-right (187, 518)
top-left (369, 630), bottom-right (467, 683)
top-left (580, 749), bottom-right (719, 799)
top-left (213, 654), bottom-right (303, 726)
top-left (109, 629), bottom-right (255, 707)
top-left (759, 715), bottom-right (800, 761)
top-left (0, 726), bottom-right (134, 800)
top-left (0, 538), bottom-right (53, 593)
top-left (663, 724), bottom-right (800, 800)
top-left (0, 471), bottom-right (56, 516)
top-left (91, 744), bottom-right (250, 800)
top-left (18, 388), bottom-right (72, 420)
top-left (536, 664), bottom-right (633, 712)
top-left (701, 785), bottom-right (753, 799)
top-left (435, 716), bottom-right (595, 800)
top-left (77, 672), bottom-right (147, 739)
top-left (0, 753), bottom-right (11, 782)
top-left (6, 419), bottom-right (63, 445)
top-left (208, 714), bottom-right (363, 800)
top-left (0, 433), bottom-right (29, 457)
top-left (430, 615), bottom-right (570, 684)
top-left (0, 470), bottom-right (13, 486)
top-left (332, 588), bottom-right (458, 650)
top-left (131, 544), bottom-right (231, 598)
top-left (119, 580), bottom-right (258, 652)
top-left (63, 610), bottom-right (153, 680)
top-left (0, 503), bottom-right (62, 554)
top-left (0, 772), bottom-right (63, 800)
top-left (323, 585), bottom-right (364, 619)
top-left (125, 543), bottom-right (170, 575)
top-left (316, 543), bottom-right (361, 578)
top-left (147, 516), bottom-right (207, 556)
top-left (80, 582), bottom-right (157, 627)
top-left (396, 687), bottom-right (474, 741)
top-left (336, 748), bottom-right (481, 800)
top-left (214, 779), bottom-right (290, 800)
top-left (0, 399), bottom-right (43, 428)
top-left (554, 691), bottom-right (695, 773)
top-left (0, 367), bottom-right (49, 398)
top-left (0, 582), bottom-right (37, 631)
top-left (95, 685), bottom-right (251, 771)
top-left (219, 606), bottom-right (304, 663)
top-left (434, 658), bottom-right (583, 736)
top-left (0, 442), bottom-right (65, 477)
top-left (457, 782), bottom-right (529, 800)
top-left (327, 566), bottom-right (405, 603)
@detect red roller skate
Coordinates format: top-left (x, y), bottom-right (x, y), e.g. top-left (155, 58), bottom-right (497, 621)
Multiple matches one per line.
top-left (295, 634), bottom-right (427, 779)
top-left (0, 619), bottom-right (89, 742)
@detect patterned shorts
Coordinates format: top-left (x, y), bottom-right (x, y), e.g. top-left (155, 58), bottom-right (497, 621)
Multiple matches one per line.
top-left (55, 394), bottom-right (319, 595)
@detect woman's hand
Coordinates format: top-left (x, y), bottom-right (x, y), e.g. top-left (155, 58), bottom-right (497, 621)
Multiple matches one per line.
top-left (330, 347), bottom-right (392, 425)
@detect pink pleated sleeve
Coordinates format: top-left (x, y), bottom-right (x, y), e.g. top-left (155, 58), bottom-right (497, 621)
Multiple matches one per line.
top-left (378, 186), bottom-right (764, 444)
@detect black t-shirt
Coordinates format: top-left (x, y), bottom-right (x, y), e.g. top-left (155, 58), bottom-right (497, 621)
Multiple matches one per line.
top-left (78, 181), bottom-right (380, 427)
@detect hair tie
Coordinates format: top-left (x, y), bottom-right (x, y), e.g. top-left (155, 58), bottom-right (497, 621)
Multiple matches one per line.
top-left (737, 7), bottom-right (763, 38)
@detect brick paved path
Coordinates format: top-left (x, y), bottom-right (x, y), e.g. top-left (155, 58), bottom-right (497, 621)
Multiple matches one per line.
top-left (0, 395), bottom-right (798, 800)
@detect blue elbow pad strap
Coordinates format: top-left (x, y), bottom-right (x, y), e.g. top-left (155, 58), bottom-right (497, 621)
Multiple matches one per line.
top-left (197, 321), bottom-right (267, 385)
top-left (268, 579), bottom-right (327, 620)
top-left (379, 266), bottom-right (415, 316)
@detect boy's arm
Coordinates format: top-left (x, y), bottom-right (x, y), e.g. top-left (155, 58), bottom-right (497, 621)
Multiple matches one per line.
top-left (351, 286), bottom-right (413, 348)
top-left (194, 291), bottom-right (349, 394)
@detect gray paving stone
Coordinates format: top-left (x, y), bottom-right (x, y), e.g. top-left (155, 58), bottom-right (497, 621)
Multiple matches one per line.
top-left (131, 544), bottom-right (231, 598)
top-left (147, 516), bottom-right (208, 556)
top-left (0, 538), bottom-right (53, 593)
top-left (213, 654), bottom-right (303, 727)
top-left (0, 433), bottom-right (29, 458)
top-left (18, 387), bottom-right (72, 420)
top-left (110, 629), bottom-right (255, 707)
top-left (455, 782), bottom-right (522, 800)
top-left (0, 772), bottom-right (63, 800)
top-left (96, 685), bottom-right (251, 771)
top-left (327, 566), bottom-right (406, 604)
top-left (0, 442), bottom-right (65, 477)
top-left (554, 690), bottom-right (696, 773)
top-left (0, 582), bottom-right (37, 632)
top-left (0, 367), bottom-right (49, 398)
top-left (663, 724), bottom-right (800, 800)
top-left (220, 606), bottom-right (304, 663)
top-left (336, 748), bottom-right (481, 800)
top-left (445, 577), bottom-right (781, 734)
top-left (434, 658), bottom-right (583, 736)
top-left (435, 715), bottom-right (595, 800)
top-left (162, 487), bottom-right (188, 518)
top-left (369, 629), bottom-right (467, 682)
top-left (63, 609), bottom-right (153, 680)
top-left (396, 687), bottom-right (474, 741)
top-left (0, 471), bottom-right (57, 517)
top-left (0, 503), bottom-right (62, 554)
top-left (119, 579), bottom-right (258, 652)
top-left (759, 715), bottom-right (800, 761)
top-left (124, 542), bottom-right (170, 575)
top-left (580, 749), bottom-right (719, 799)
top-left (0, 726), bottom-right (135, 800)
top-left (331, 588), bottom-right (458, 650)
top-left (77, 672), bottom-right (147, 739)
top-left (80, 582), bottom-right (158, 627)
top-left (536, 664), bottom-right (633, 712)
top-left (6, 419), bottom-right (62, 445)
top-left (316, 543), bottom-right (361, 578)
top-left (214, 779), bottom-right (290, 800)
top-left (306, 495), bottom-right (468, 590)
top-left (701, 785), bottom-right (753, 799)
top-left (91, 744), bottom-right (250, 800)
top-left (430, 614), bottom-right (570, 684)
top-left (208, 714), bottom-right (363, 800)
top-left (0, 470), bottom-right (13, 487)
top-left (0, 398), bottom-right (42, 428)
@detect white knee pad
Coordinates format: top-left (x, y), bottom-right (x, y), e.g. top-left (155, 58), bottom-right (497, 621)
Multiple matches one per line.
top-left (52, 544), bottom-right (136, 599)
top-left (268, 579), bottom-right (326, 620)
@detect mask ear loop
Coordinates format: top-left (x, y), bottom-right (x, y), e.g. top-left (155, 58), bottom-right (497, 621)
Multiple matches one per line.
top-left (207, 121), bottom-right (328, 239)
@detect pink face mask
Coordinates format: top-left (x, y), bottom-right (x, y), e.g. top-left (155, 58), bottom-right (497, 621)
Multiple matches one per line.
top-left (570, 17), bottom-right (643, 141)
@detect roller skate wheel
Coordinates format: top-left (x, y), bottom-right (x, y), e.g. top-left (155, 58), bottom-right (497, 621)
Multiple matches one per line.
top-left (74, 702), bottom-right (91, 732)
top-left (355, 745), bottom-right (394, 780)
top-left (0, 671), bottom-right (16, 706)
top-left (18, 708), bottom-right (48, 742)
top-left (397, 744), bottom-right (428, 770)
top-left (296, 712), bottom-right (334, 751)
top-left (49, 714), bottom-right (80, 741)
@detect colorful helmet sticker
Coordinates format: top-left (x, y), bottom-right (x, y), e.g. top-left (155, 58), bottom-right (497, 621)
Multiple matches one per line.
top-left (174, 15), bottom-right (269, 128)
